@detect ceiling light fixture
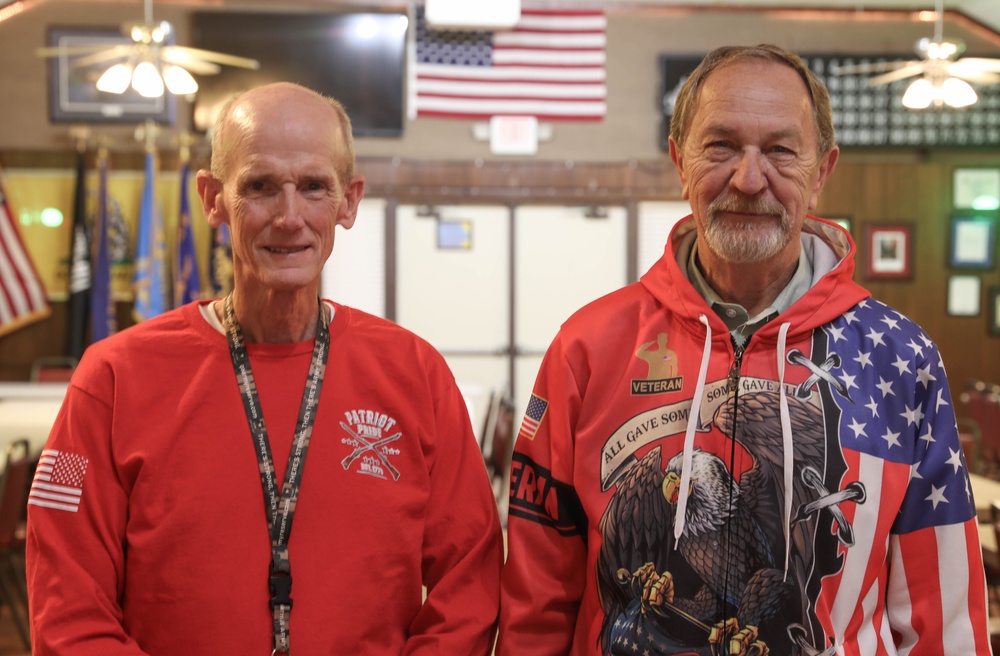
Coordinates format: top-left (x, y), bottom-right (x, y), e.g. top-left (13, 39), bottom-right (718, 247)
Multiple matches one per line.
top-left (37, 0), bottom-right (258, 100)
top-left (832, 0), bottom-right (1000, 111)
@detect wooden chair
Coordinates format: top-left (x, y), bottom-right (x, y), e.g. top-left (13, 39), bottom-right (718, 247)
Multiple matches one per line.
top-left (962, 381), bottom-right (1000, 478)
top-left (29, 356), bottom-right (78, 383)
top-left (0, 439), bottom-right (32, 650)
top-left (480, 389), bottom-right (516, 507)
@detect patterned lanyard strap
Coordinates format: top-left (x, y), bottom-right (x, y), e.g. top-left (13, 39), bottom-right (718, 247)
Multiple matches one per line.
top-left (223, 294), bottom-right (331, 656)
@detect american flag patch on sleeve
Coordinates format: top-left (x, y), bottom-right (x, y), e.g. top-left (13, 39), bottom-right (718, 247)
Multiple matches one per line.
top-left (28, 449), bottom-right (88, 513)
top-left (517, 394), bottom-right (549, 442)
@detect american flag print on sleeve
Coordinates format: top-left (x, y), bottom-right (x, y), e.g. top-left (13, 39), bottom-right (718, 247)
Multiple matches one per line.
top-left (820, 298), bottom-right (986, 654)
top-left (518, 394), bottom-right (549, 442)
top-left (28, 449), bottom-right (88, 513)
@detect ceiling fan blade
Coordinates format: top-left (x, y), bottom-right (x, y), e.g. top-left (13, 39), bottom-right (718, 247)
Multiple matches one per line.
top-left (161, 51), bottom-right (221, 75)
top-left (35, 44), bottom-right (121, 58)
top-left (831, 60), bottom-right (915, 75)
top-left (945, 65), bottom-right (1000, 85)
top-left (63, 45), bottom-right (134, 68)
top-left (867, 63), bottom-right (927, 85)
top-left (949, 57), bottom-right (1000, 74)
top-left (163, 45), bottom-right (259, 70)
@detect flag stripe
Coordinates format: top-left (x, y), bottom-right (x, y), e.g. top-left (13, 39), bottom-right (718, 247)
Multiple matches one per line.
top-left (416, 64), bottom-right (605, 82)
top-left (414, 9), bottom-right (606, 120)
top-left (417, 79), bottom-right (606, 98)
top-left (493, 33), bottom-right (606, 49)
top-left (26, 499), bottom-right (80, 512)
top-left (415, 98), bottom-right (606, 119)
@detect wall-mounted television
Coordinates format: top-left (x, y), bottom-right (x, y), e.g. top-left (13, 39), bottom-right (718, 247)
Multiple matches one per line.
top-left (191, 11), bottom-right (408, 137)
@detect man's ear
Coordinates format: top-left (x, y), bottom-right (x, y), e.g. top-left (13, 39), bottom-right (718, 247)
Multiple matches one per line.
top-left (667, 137), bottom-right (691, 201)
top-left (196, 169), bottom-right (227, 228)
top-left (808, 146), bottom-right (840, 211)
top-left (336, 174), bottom-right (366, 230)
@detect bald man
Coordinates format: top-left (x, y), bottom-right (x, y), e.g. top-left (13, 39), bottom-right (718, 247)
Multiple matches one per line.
top-left (27, 82), bottom-right (503, 656)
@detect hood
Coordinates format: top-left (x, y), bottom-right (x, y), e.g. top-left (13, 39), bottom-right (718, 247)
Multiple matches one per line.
top-left (640, 215), bottom-right (871, 345)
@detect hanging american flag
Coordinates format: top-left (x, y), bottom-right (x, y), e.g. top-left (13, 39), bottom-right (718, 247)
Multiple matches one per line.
top-left (0, 165), bottom-right (50, 338)
top-left (412, 9), bottom-right (607, 121)
top-left (28, 449), bottom-right (89, 513)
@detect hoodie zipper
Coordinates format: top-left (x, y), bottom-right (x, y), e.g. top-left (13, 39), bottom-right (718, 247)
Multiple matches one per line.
top-left (727, 344), bottom-right (744, 393)
top-left (722, 343), bottom-right (743, 628)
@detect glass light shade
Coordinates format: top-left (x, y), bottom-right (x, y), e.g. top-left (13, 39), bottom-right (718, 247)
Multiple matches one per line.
top-left (163, 65), bottom-right (198, 95)
top-left (131, 61), bottom-right (164, 98)
top-left (902, 78), bottom-right (934, 109)
top-left (941, 77), bottom-right (977, 108)
top-left (96, 63), bottom-right (133, 94)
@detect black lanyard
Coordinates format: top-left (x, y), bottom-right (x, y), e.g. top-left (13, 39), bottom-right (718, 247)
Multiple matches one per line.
top-left (223, 295), bottom-right (330, 656)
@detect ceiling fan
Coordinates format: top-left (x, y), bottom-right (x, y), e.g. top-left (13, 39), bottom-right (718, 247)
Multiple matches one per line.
top-left (36, 0), bottom-right (259, 98)
top-left (831, 0), bottom-right (1000, 109)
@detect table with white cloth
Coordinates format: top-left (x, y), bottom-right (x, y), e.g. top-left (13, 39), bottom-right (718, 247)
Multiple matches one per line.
top-left (0, 383), bottom-right (66, 466)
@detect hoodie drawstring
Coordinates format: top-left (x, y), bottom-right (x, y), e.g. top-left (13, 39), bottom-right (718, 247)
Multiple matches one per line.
top-left (674, 314), bottom-right (712, 543)
top-left (776, 321), bottom-right (794, 581)
top-left (673, 316), bottom-right (796, 585)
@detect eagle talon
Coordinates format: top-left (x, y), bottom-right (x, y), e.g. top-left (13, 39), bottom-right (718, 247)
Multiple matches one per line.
top-left (708, 619), bottom-right (768, 656)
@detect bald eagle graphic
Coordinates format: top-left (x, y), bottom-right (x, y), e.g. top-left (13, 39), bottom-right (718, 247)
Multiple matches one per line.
top-left (597, 390), bottom-right (846, 656)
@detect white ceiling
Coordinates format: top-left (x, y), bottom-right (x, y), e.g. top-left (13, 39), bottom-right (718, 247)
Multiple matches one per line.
top-left (609, 1), bottom-right (999, 34)
top-left (6, 0), bottom-right (1000, 38)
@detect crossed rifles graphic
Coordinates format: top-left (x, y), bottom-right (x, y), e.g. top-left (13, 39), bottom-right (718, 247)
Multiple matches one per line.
top-left (340, 421), bottom-right (403, 481)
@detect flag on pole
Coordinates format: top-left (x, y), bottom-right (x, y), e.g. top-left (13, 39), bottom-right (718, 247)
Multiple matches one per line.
top-left (133, 148), bottom-right (167, 321)
top-left (412, 9), bottom-right (607, 121)
top-left (67, 147), bottom-right (91, 359)
top-left (0, 165), bottom-right (51, 337)
top-left (90, 149), bottom-right (115, 343)
top-left (209, 223), bottom-right (233, 298)
top-left (172, 161), bottom-right (201, 307)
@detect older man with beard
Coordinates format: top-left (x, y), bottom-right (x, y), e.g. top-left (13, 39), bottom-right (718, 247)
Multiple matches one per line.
top-left (498, 44), bottom-right (990, 656)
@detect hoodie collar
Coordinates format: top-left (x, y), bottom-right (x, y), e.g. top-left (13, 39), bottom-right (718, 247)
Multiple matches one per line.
top-left (686, 243), bottom-right (813, 347)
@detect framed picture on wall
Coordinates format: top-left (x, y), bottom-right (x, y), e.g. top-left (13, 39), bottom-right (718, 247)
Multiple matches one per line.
top-left (949, 213), bottom-right (997, 269)
top-left (947, 275), bottom-right (981, 316)
top-left (864, 223), bottom-right (912, 279)
top-left (45, 26), bottom-right (175, 124)
top-left (953, 168), bottom-right (1000, 210)
top-left (989, 287), bottom-right (1000, 336)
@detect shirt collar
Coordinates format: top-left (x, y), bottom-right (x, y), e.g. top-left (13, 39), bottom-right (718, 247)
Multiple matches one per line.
top-left (686, 240), bottom-right (814, 346)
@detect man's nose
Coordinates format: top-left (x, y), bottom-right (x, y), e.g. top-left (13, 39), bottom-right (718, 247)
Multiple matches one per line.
top-left (730, 151), bottom-right (768, 196)
top-left (274, 186), bottom-right (305, 230)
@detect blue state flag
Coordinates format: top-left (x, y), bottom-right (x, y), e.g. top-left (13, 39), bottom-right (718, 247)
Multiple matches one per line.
top-left (133, 149), bottom-right (167, 321)
top-left (209, 223), bottom-right (233, 297)
top-left (90, 150), bottom-right (115, 342)
top-left (172, 162), bottom-right (201, 307)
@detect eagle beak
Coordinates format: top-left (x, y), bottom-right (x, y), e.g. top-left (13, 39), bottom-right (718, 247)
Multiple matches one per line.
top-left (662, 471), bottom-right (681, 505)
